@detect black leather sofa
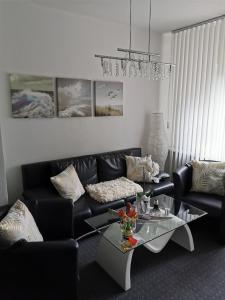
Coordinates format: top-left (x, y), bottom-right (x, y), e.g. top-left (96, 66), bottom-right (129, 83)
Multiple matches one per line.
top-left (173, 163), bottom-right (225, 243)
top-left (22, 148), bottom-right (174, 237)
top-left (0, 203), bottom-right (78, 300)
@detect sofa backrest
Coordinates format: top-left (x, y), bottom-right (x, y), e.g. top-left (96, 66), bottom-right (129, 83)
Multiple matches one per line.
top-left (22, 148), bottom-right (141, 190)
top-left (50, 155), bottom-right (98, 186)
top-left (96, 148), bottom-right (141, 182)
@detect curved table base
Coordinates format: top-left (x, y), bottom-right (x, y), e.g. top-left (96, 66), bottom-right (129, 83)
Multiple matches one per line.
top-left (96, 224), bottom-right (194, 291)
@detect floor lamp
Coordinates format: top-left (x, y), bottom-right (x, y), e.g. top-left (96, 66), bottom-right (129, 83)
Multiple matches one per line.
top-left (148, 113), bottom-right (168, 170)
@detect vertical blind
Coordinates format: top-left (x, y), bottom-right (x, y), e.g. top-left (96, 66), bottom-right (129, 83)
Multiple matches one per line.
top-left (169, 17), bottom-right (225, 171)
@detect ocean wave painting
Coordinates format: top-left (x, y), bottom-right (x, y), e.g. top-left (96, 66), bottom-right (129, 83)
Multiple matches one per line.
top-left (57, 78), bottom-right (92, 117)
top-left (94, 81), bottom-right (123, 117)
top-left (10, 74), bottom-right (55, 118)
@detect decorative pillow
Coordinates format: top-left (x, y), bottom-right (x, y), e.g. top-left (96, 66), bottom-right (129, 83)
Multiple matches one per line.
top-left (126, 155), bottom-right (160, 183)
top-left (51, 164), bottom-right (85, 202)
top-left (86, 177), bottom-right (143, 203)
top-left (191, 161), bottom-right (225, 196)
top-left (0, 200), bottom-right (43, 248)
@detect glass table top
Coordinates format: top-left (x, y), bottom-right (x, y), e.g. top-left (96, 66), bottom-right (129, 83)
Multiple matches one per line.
top-left (85, 194), bottom-right (207, 253)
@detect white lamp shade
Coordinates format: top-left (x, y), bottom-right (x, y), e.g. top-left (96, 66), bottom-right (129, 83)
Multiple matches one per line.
top-left (148, 113), bottom-right (168, 170)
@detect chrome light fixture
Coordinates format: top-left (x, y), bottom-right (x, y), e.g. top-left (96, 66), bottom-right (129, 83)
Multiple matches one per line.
top-left (95, 0), bottom-right (175, 80)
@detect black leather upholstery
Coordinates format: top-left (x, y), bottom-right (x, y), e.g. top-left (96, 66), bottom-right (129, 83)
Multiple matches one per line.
top-left (180, 192), bottom-right (222, 218)
top-left (97, 148), bottom-right (141, 182)
top-left (84, 193), bottom-right (125, 215)
top-left (97, 155), bottom-right (126, 182)
top-left (22, 161), bottom-right (52, 189)
top-left (140, 179), bottom-right (174, 197)
top-left (51, 156), bottom-right (98, 185)
top-left (23, 187), bottom-right (73, 240)
top-left (22, 148), bottom-right (174, 238)
top-left (0, 205), bottom-right (79, 300)
top-left (173, 163), bottom-right (225, 243)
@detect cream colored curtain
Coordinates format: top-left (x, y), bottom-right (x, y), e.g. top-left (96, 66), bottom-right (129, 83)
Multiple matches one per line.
top-left (170, 17), bottom-right (225, 171)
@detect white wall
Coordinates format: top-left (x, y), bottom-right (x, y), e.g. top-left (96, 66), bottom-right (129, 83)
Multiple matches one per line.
top-left (0, 6), bottom-right (8, 205)
top-left (0, 3), bottom-right (161, 202)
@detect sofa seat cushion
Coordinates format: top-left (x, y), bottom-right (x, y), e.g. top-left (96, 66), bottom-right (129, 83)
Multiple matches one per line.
top-left (124, 195), bottom-right (137, 205)
top-left (139, 178), bottom-right (174, 196)
top-left (73, 195), bottom-right (92, 223)
top-left (180, 192), bottom-right (223, 218)
top-left (84, 193), bottom-right (125, 216)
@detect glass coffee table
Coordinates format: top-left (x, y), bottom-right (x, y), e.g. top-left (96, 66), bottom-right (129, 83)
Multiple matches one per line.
top-left (85, 194), bottom-right (207, 291)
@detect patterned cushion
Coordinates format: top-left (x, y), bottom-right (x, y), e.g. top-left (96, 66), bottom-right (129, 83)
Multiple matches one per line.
top-left (126, 155), bottom-right (160, 183)
top-left (191, 161), bottom-right (225, 196)
top-left (0, 200), bottom-right (43, 248)
top-left (86, 177), bottom-right (143, 203)
top-left (51, 164), bottom-right (85, 202)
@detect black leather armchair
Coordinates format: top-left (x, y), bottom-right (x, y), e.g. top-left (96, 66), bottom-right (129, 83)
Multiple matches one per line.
top-left (173, 164), bottom-right (225, 243)
top-left (0, 204), bottom-right (79, 300)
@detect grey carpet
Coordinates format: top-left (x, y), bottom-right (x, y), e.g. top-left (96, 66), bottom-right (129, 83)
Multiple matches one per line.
top-left (78, 219), bottom-right (225, 300)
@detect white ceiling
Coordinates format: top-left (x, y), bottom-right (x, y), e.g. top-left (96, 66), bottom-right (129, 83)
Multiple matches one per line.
top-left (3, 0), bottom-right (225, 32)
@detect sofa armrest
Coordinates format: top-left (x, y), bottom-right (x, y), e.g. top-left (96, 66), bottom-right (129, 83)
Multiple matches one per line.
top-left (23, 188), bottom-right (74, 240)
top-left (1, 239), bottom-right (78, 299)
top-left (173, 164), bottom-right (193, 200)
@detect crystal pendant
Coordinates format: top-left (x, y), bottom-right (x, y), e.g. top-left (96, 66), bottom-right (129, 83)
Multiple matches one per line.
top-left (129, 54), bottom-right (137, 78)
top-left (129, 61), bottom-right (136, 77)
top-left (102, 59), bottom-right (109, 77)
top-left (108, 59), bottom-right (113, 76)
top-left (115, 60), bottom-right (120, 77)
top-left (121, 60), bottom-right (127, 77)
top-left (151, 62), bottom-right (158, 80)
top-left (143, 62), bottom-right (149, 78)
top-left (138, 61), bottom-right (142, 77)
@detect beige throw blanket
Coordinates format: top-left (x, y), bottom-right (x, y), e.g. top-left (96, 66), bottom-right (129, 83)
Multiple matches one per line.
top-left (86, 177), bottom-right (143, 203)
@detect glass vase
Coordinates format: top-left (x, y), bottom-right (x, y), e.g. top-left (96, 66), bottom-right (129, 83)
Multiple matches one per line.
top-left (120, 218), bottom-right (136, 240)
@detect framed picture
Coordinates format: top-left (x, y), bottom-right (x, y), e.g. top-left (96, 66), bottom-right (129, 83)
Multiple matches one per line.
top-left (94, 81), bottom-right (123, 116)
top-left (10, 74), bottom-right (55, 118)
top-left (56, 78), bottom-right (92, 117)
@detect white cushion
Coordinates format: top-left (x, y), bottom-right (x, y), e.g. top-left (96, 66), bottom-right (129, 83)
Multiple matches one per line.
top-left (0, 200), bottom-right (43, 248)
top-left (51, 164), bottom-right (85, 202)
top-left (86, 177), bottom-right (143, 203)
top-left (191, 160), bottom-right (225, 196)
top-left (126, 155), bottom-right (160, 183)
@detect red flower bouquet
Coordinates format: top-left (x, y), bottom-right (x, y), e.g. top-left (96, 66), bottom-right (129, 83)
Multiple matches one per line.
top-left (117, 202), bottom-right (137, 240)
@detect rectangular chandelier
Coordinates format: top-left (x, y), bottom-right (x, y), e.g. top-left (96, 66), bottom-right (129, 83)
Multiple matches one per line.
top-left (94, 0), bottom-right (175, 80)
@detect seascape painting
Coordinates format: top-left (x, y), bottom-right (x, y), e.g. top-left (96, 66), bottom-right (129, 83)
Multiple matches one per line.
top-left (57, 78), bottom-right (92, 117)
top-left (94, 81), bottom-right (123, 117)
top-left (10, 74), bottom-right (55, 118)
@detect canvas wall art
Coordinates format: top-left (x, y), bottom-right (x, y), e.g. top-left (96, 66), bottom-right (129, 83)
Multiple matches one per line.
top-left (10, 74), bottom-right (55, 118)
top-left (94, 81), bottom-right (123, 116)
top-left (57, 78), bottom-right (92, 117)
